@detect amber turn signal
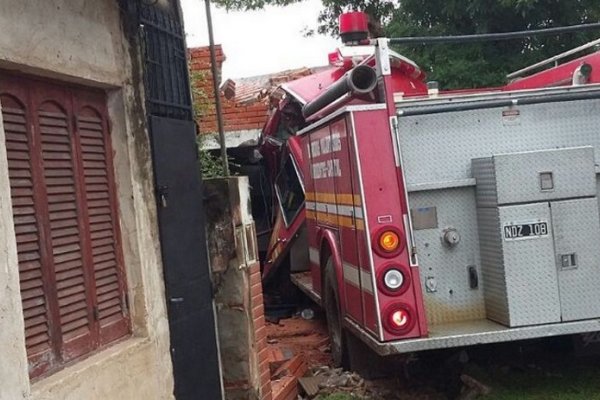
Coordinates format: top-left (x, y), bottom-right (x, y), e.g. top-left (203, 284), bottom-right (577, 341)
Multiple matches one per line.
top-left (372, 227), bottom-right (405, 258)
top-left (379, 231), bottom-right (400, 252)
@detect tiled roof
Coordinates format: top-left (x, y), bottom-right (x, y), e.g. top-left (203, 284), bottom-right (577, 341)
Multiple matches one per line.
top-left (189, 45), bottom-right (324, 137)
top-left (223, 67), bottom-right (314, 105)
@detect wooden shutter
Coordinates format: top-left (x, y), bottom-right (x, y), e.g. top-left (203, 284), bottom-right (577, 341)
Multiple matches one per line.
top-left (1, 88), bottom-right (58, 377)
top-left (34, 89), bottom-right (95, 361)
top-left (1, 74), bottom-right (130, 378)
top-left (74, 93), bottom-right (129, 345)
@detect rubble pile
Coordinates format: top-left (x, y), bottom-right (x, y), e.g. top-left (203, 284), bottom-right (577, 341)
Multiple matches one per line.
top-left (298, 366), bottom-right (448, 400)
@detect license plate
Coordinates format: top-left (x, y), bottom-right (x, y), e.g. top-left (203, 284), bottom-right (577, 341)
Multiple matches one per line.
top-left (504, 222), bottom-right (549, 240)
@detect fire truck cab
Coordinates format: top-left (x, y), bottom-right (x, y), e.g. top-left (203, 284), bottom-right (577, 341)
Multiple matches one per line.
top-left (260, 12), bottom-right (600, 365)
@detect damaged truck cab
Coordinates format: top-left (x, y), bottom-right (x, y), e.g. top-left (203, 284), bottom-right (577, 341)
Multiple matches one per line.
top-left (259, 11), bottom-right (600, 363)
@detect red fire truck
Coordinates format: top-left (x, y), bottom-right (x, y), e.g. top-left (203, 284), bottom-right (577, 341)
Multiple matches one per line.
top-left (259, 12), bottom-right (600, 366)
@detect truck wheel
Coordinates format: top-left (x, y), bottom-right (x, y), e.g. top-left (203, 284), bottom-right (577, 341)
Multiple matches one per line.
top-left (324, 256), bottom-right (346, 368)
top-left (346, 330), bottom-right (393, 379)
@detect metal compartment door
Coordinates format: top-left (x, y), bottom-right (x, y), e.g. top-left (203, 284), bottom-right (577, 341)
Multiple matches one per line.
top-left (551, 198), bottom-right (600, 321)
top-left (491, 147), bottom-right (596, 206)
top-left (498, 203), bottom-right (561, 326)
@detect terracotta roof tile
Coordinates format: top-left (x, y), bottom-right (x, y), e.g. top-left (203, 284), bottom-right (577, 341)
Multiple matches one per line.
top-left (189, 45), bottom-right (325, 135)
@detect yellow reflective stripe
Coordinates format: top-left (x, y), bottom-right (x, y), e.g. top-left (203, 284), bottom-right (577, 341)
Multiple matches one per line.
top-left (305, 192), bottom-right (362, 206)
top-left (306, 210), bottom-right (365, 231)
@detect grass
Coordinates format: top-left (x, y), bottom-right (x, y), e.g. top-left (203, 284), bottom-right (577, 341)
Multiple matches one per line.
top-left (482, 362), bottom-right (600, 400)
top-left (450, 338), bottom-right (600, 400)
top-left (314, 364), bottom-right (600, 400)
top-left (315, 339), bottom-right (600, 400)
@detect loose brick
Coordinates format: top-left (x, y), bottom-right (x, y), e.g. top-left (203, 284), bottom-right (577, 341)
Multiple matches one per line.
top-left (261, 386), bottom-right (273, 400)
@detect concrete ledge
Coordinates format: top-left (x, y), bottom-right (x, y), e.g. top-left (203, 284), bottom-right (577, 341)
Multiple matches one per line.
top-left (30, 337), bottom-right (170, 400)
top-left (200, 129), bottom-right (261, 150)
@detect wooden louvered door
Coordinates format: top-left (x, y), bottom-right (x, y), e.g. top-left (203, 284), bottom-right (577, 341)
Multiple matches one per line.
top-left (1, 78), bottom-right (59, 378)
top-left (73, 92), bottom-right (129, 345)
top-left (1, 74), bottom-right (129, 378)
top-left (32, 83), bottom-right (96, 362)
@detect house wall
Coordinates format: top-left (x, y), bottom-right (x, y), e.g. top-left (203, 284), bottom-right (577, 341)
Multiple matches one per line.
top-left (189, 46), bottom-right (268, 147)
top-left (0, 1), bottom-right (174, 399)
top-left (188, 46), bottom-right (315, 150)
top-left (203, 177), bottom-right (271, 400)
top-left (0, 0), bottom-right (126, 86)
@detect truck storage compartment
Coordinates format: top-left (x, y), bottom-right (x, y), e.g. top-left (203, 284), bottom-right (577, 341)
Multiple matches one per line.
top-left (473, 147), bottom-right (600, 327)
top-left (472, 146), bottom-right (597, 207)
top-left (551, 198), bottom-right (600, 322)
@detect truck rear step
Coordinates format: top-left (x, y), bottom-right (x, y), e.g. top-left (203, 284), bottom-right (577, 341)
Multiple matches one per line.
top-left (346, 317), bottom-right (600, 356)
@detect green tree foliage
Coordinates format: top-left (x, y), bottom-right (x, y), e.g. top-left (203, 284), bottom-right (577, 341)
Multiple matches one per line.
top-left (386, 0), bottom-right (600, 88)
top-left (189, 63), bottom-right (228, 178)
top-left (196, 135), bottom-right (228, 178)
top-left (210, 0), bottom-right (600, 89)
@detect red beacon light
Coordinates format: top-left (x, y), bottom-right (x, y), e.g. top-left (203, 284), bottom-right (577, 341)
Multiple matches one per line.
top-left (339, 11), bottom-right (369, 45)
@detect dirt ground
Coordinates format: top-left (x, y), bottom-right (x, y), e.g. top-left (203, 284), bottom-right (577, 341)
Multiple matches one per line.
top-left (266, 312), bottom-right (333, 369)
top-left (266, 312), bottom-right (600, 400)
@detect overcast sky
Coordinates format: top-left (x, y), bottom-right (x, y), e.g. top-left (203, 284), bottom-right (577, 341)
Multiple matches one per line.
top-left (180, 0), bottom-right (340, 80)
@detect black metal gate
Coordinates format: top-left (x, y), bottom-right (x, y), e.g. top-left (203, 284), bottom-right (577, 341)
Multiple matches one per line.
top-left (149, 116), bottom-right (222, 400)
top-left (139, 2), bottom-right (193, 121)
top-left (130, 1), bottom-right (223, 398)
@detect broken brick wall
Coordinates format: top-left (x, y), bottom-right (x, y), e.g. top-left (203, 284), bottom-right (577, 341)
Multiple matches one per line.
top-left (188, 46), bottom-right (270, 136)
top-left (204, 177), bottom-right (272, 400)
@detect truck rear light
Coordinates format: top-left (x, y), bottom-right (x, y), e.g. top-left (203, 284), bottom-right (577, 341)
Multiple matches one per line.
top-left (378, 265), bottom-right (410, 296)
top-left (384, 269), bottom-right (404, 289)
top-left (373, 227), bottom-right (405, 257)
top-left (380, 231), bottom-right (399, 251)
top-left (383, 303), bottom-right (415, 335)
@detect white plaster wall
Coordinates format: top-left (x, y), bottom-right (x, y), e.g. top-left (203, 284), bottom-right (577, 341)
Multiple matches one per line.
top-left (0, 1), bottom-right (175, 399)
top-left (0, 0), bottom-right (126, 86)
top-left (200, 129), bottom-right (262, 150)
top-left (0, 93), bottom-right (30, 400)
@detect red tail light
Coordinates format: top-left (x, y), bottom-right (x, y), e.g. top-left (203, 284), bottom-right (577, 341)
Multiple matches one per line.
top-left (383, 303), bottom-right (415, 335)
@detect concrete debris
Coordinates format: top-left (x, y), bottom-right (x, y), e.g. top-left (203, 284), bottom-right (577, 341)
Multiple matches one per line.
top-left (318, 368), bottom-right (363, 388)
top-left (301, 366), bottom-right (368, 399)
top-left (266, 316), bottom-right (332, 369)
top-left (456, 374), bottom-right (491, 400)
top-left (298, 375), bottom-right (327, 397)
top-left (299, 366), bottom-right (428, 399)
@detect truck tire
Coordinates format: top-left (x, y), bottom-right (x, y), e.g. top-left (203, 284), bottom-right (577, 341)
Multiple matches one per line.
top-left (324, 256), bottom-right (346, 368)
top-left (346, 330), bottom-right (394, 379)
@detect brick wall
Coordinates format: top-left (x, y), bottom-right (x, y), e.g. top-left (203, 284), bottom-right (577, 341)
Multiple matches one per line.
top-left (203, 177), bottom-right (272, 400)
top-left (189, 46), bottom-right (270, 135)
top-left (251, 262), bottom-right (272, 400)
